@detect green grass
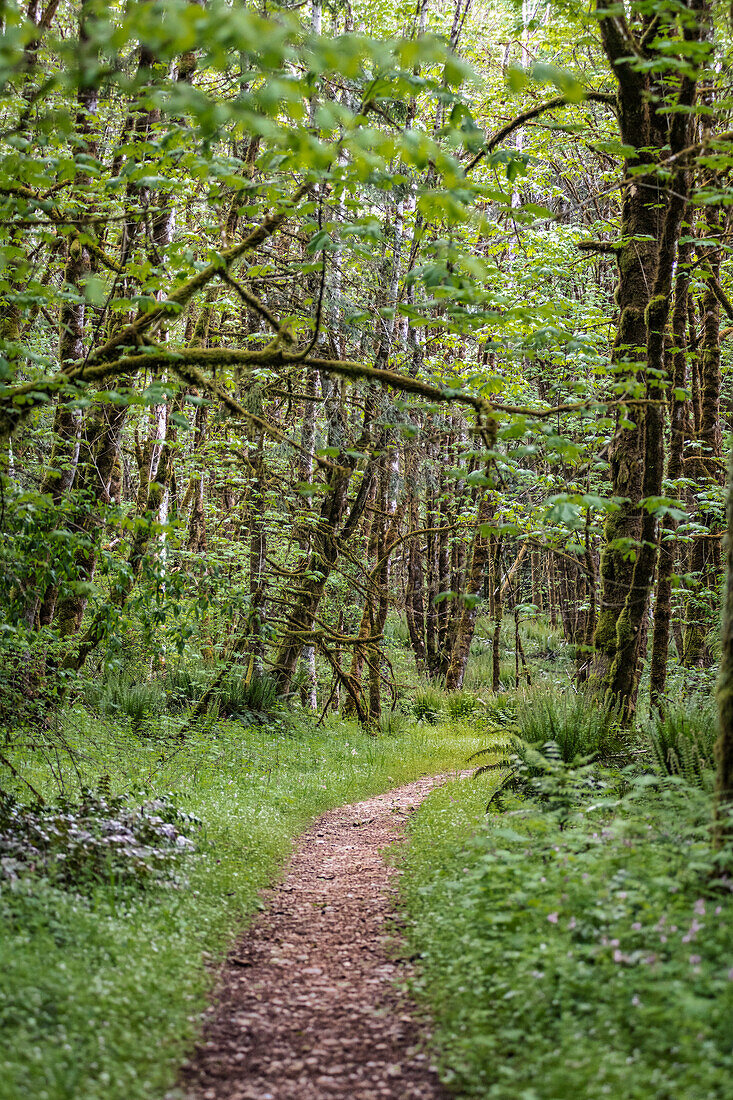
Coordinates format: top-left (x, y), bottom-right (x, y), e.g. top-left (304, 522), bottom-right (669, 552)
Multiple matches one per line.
top-left (399, 767), bottom-right (733, 1099)
top-left (0, 710), bottom-right (482, 1100)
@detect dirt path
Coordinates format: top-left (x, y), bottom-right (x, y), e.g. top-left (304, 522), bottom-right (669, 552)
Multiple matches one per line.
top-left (179, 773), bottom-right (461, 1100)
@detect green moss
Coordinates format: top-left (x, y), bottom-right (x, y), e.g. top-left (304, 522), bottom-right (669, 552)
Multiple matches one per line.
top-left (613, 609), bottom-right (637, 651)
top-left (644, 293), bottom-right (667, 327)
top-left (617, 305), bottom-right (645, 345)
top-left (592, 607), bottom-right (618, 654)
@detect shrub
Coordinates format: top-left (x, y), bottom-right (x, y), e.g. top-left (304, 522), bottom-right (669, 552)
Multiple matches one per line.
top-left (468, 635), bottom-right (492, 657)
top-left (400, 765), bottom-right (733, 1100)
top-left (479, 691), bottom-right (517, 727)
top-left (0, 787), bottom-right (198, 891)
top-left (463, 653), bottom-right (493, 690)
top-left (122, 682), bottom-right (164, 734)
top-left (644, 700), bottom-right (717, 788)
top-left (474, 740), bottom-right (613, 819)
top-left (162, 663), bottom-right (212, 713)
top-left (376, 709), bottom-right (408, 737)
top-left (383, 615), bottom-right (411, 648)
top-left (521, 619), bottom-right (563, 659)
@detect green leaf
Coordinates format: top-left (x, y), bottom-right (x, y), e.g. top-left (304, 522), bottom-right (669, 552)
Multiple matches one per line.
top-left (82, 276), bottom-right (107, 306)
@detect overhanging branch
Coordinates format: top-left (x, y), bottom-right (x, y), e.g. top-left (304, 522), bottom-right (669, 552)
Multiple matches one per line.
top-left (466, 91), bottom-right (617, 174)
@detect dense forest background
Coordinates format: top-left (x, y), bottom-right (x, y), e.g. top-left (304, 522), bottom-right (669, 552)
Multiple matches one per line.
top-left (2, 0), bottom-right (733, 1096)
top-left (3, 0), bottom-right (733, 732)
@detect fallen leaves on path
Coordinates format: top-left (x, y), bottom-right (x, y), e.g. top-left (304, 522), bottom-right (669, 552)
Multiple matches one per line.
top-left (178, 774), bottom-right (459, 1100)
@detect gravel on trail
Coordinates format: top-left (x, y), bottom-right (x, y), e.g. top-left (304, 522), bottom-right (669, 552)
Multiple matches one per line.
top-left (178, 772), bottom-right (463, 1100)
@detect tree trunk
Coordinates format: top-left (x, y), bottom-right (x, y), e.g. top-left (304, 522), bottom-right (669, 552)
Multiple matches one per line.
top-left (272, 398), bottom-right (374, 693)
top-left (62, 400), bottom-right (180, 672)
top-left (404, 456), bottom-right (427, 672)
top-left (491, 535), bottom-right (503, 693)
top-left (297, 368), bottom-right (318, 709)
top-left (684, 203), bottom-right (726, 666)
top-left (53, 400), bottom-right (128, 638)
top-left (650, 245), bottom-right (690, 708)
top-left (714, 443), bottom-right (733, 847)
top-left (592, 0), bottom-right (702, 716)
top-left (444, 489), bottom-right (494, 690)
top-left (603, 170), bottom-right (691, 718)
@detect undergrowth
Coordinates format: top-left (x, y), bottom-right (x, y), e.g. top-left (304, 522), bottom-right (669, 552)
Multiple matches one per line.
top-left (400, 764), bottom-right (733, 1099)
top-left (0, 709), bottom-right (480, 1100)
top-left (642, 698), bottom-right (717, 788)
top-left (516, 686), bottom-right (625, 762)
top-left (0, 788), bottom-right (196, 889)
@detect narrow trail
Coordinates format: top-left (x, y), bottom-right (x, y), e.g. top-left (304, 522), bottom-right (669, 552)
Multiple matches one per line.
top-left (179, 773), bottom-right (461, 1100)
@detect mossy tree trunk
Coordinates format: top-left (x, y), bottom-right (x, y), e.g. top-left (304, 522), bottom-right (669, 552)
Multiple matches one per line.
top-left (33, 237), bottom-right (88, 629)
top-left (272, 385), bottom-right (375, 694)
top-left (715, 444), bottom-right (733, 847)
top-left (404, 451), bottom-right (427, 673)
top-left (53, 400), bottom-right (129, 639)
top-left (592, 0), bottom-right (703, 718)
top-left (247, 436), bottom-right (267, 677)
top-left (491, 535), bottom-right (503, 693)
top-left (343, 438), bottom-right (401, 722)
top-left (61, 396), bottom-right (181, 672)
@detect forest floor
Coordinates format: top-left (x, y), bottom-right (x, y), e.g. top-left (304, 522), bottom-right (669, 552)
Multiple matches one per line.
top-left (177, 773), bottom-right (463, 1100)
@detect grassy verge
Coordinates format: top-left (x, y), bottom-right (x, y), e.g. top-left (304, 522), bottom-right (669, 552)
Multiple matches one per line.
top-left (399, 766), bottom-right (733, 1099)
top-left (1, 711), bottom-right (482, 1100)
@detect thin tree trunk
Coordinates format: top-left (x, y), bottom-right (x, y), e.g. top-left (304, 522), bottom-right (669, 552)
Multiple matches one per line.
top-left (650, 245), bottom-right (690, 708)
top-left (62, 398), bottom-right (180, 671)
top-left (405, 453), bottom-right (427, 672)
top-left (444, 489), bottom-right (494, 690)
top-left (491, 536), bottom-right (503, 693)
top-left (298, 368), bottom-right (318, 710)
top-left (684, 203), bottom-right (725, 666)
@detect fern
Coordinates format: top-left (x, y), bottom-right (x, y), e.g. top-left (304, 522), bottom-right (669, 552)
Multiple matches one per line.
top-left (215, 670), bottom-right (279, 719)
top-left (445, 690), bottom-right (480, 719)
top-left (516, 687), bottom-right (625, 763)
top-left (84, 673), bottom-right (164, 734)
top-left (163, 664), bottom-right (213, 712)
top-left (411, 686), bottom-right (444, 724)
top-left (469, 729), bottom-right (525, 777)
top-left (645, 702), bottom-right (717, 788)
